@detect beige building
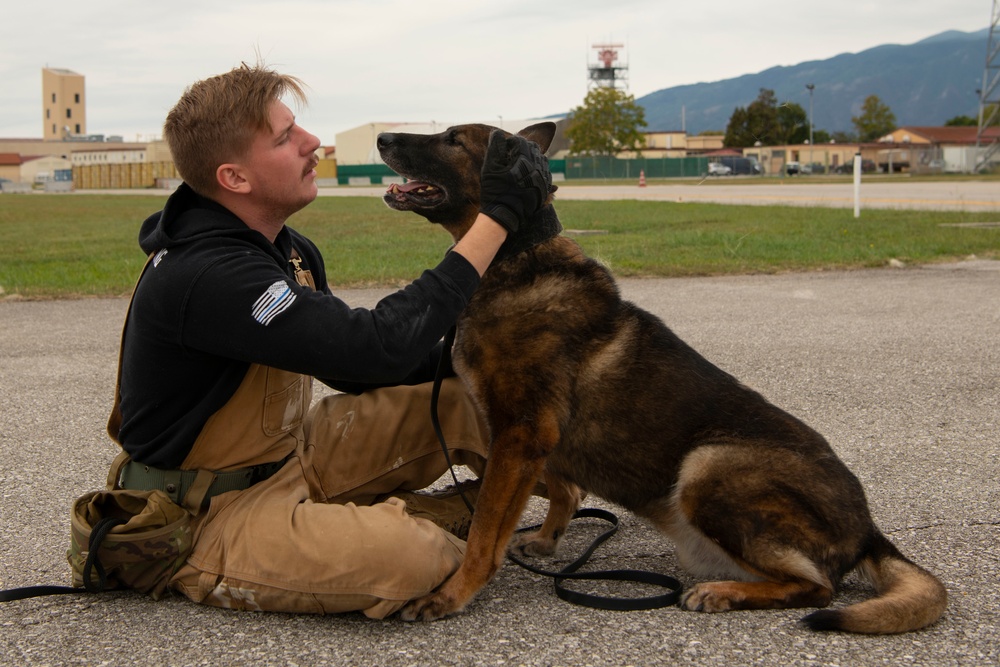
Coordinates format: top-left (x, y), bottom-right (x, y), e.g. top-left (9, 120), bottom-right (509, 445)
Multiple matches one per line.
top-left (686, 134), bottom-right (726, 154)
top-left (335, 122), bottom-right (404, 166)
top-left (21, 155), bottom-right (73, 182)
top-left (744, 142), bottom-right (864, 175)
top-left (0, 138), bottom-right (144, 160)
top-left (70, 146), bottom-right (149, 166)
top-left (334, 118), bottom-right (572, 166)
top-left (0, 139), bottom-right (155, 186)
top-left (639, 131), bottom-right (688, 157)
top-left (0, 153), bottom-right (73, 191)
top-left (743, 126), bottom-right (1000, 175)
top-left (875, 126), bottom-right (1000, 173)
top-left (42, 68), bottom-right (86, 140)
top-left (1, 153), bottom-right (72, 182)
top-left (623, 131), bottom-right (724, 158)
top-left (0, 154), bottom-right (23, 182)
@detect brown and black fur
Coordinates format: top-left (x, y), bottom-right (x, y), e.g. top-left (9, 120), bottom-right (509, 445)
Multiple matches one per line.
top-left (377, 122), bottom-right (947, 633)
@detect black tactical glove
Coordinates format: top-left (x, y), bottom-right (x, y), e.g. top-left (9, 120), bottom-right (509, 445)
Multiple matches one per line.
top-left (479, 130), bottom-right (553, 233)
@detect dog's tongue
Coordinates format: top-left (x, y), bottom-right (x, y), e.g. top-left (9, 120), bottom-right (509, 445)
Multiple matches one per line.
top-left (391, 181), bottom-right (431, 193)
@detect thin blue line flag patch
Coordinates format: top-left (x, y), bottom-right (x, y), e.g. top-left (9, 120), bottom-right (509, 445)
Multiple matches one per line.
top-left (253, 280), bottom-right (296, 326)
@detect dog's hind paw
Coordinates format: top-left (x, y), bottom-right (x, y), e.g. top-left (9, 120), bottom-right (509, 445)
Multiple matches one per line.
top-left (399, 591), bottom-right (466, 622)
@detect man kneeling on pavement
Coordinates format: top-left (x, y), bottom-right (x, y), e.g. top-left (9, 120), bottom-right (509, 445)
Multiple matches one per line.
top-left (107, 62), bottom-right (552, 617)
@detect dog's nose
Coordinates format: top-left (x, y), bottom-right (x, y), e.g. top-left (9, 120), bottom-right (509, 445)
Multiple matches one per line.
top-left (376, 133), bottom-right (395, 150)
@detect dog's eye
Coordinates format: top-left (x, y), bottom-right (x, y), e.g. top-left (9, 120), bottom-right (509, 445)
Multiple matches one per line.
top-left (446, 129), bottom-right (461, 146)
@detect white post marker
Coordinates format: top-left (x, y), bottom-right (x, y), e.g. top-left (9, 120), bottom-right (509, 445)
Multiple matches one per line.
top-left (853, 152), bottom-right (862, 219)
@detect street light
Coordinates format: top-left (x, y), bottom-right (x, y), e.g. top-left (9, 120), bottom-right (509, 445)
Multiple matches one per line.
top-left (805, 84), bottom-right (815, 173)
top-left (805, 84), bottom-right (815, 146)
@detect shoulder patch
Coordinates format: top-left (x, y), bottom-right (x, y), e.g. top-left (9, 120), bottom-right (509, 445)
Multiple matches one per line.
top-left (252, 280), bottom-right (297, 326)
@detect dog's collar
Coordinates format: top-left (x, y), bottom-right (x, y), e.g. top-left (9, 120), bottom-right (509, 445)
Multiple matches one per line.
top-left (492, 206), bottom-right (562, 264)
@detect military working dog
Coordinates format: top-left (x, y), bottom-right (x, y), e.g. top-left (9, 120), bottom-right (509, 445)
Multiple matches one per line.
top-left (377, 122), bottom-right (946, 633)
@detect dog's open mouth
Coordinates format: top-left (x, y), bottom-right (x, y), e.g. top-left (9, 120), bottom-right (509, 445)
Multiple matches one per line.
top-left (384, 180), bottom-right (445, 210)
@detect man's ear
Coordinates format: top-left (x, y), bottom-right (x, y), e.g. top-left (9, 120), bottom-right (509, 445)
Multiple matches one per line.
top-left (216, 163), bottom-right (251, 194)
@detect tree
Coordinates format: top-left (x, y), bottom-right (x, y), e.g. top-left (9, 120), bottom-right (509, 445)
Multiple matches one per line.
top-left (852, 95), bottom-right (897, 142)
top-left (566, 87), bottom-right (648, 156)
top-left (944, 115), bottom-right (978, 126)
top-left (725, 88), bottom-right (780, 147)
top-left (725, 90), bottom-right (820, 146)
top-left (947, 106), bottom-right (999, 127)
top-left (776, 102), bottom-right (810, 145)
top-left (724, 106), bottom-right (752, 147)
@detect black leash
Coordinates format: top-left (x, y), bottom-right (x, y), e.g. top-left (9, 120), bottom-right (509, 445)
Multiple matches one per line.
top-left (0, 585), bottom-right (80, 602)
top-left (508, 508), bottom-right (682, 610)
top-left (430, 326), bottom-right (682, 611)
top-left (0, 516), bottom-right (125, 602)
top-left (431, 326), bottom-right (475, 514)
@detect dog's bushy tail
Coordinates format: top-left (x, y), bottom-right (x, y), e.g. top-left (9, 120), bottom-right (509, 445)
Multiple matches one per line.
top-left (803, 532), bottom-right (947, 634)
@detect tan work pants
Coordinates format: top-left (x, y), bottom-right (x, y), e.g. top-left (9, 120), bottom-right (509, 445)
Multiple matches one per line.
top-left (169, 378), bottom-right (489, 618)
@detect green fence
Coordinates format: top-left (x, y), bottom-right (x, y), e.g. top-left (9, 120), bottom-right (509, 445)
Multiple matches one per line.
top-left (564, 156), bottom-right (710, 179)
top-left (338, 156), bottom-right (708, 185)
top-left (337, 164), bottom-right (397, 185)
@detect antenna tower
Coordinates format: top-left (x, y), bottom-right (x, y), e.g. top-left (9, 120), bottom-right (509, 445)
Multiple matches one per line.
top-left (976, 0), bottom-right (1000, 171)
top-left (588, 43), bottom-right (628, 91)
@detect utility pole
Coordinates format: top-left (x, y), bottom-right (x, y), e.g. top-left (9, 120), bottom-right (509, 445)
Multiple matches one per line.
top-left (806, 83), bottom-right (815, 172)
top-left (805, 83), bottom-right (815, 146)
top-left (976, 0), bottom-right (999, 171)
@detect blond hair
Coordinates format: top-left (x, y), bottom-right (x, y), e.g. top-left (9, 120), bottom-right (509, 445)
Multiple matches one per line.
top-left (164, 63), bottom-right (307, 195)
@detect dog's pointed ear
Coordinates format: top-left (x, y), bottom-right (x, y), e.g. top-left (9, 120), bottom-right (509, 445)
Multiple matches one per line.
top-left (518, 122), bottom-right (556, 154)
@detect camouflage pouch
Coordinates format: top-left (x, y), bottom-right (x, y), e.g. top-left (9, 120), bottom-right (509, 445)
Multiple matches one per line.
top-left (67, 488), bottom-right (193, 600)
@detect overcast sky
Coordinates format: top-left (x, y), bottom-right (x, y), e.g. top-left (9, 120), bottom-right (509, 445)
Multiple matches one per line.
top-left (0, 1), bottom-right (992, 144)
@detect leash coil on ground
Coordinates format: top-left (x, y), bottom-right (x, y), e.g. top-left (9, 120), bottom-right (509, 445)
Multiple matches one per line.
top-left (508, 508), bottom-right (682, 611)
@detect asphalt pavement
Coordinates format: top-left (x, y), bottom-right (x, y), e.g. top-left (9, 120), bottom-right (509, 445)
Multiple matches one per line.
top-left (2, 257), bottom-right (998, 666)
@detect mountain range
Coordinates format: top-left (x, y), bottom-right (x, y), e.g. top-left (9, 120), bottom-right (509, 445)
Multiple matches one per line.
top-left (634, 28), bottom-right (991, 135)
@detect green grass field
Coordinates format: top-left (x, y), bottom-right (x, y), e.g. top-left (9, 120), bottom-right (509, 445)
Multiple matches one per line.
top-left (1, 193), bottom-right (997, 298)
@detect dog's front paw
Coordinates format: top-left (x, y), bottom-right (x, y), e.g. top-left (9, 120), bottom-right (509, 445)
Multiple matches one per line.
top-left (509, 529), bottom-right (559, 557)
top-left (399, 591), bottom-right (466, 622)
top-left (680, 582), bottom-right (737, 613)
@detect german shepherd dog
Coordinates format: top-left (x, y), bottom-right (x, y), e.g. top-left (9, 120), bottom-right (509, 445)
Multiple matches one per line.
top-left (377, 122), bottom-right (947, 633)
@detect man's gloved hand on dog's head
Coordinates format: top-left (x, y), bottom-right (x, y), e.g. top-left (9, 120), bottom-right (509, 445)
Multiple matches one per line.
top-left (479, 130), bottom-right (553, 234)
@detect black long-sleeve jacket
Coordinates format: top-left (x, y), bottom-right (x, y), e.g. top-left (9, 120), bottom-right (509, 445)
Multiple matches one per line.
top-left (116, 183), bottom-right (479, 467)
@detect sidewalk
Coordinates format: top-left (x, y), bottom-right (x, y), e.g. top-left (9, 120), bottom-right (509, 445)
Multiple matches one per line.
top-left (2, 261), bottom-right (997, 666)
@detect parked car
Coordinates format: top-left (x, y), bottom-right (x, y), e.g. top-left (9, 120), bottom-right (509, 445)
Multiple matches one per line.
top-left (834, 159), bottom-right (877, 174)
top-left (714, 156), bottom-right (762, 175)
top-left (785, 161), bottom-right (801, 175)
top-left (803, 162), bottom-right (826, 175)
top-left (707, 162), bottom-right (733, 176)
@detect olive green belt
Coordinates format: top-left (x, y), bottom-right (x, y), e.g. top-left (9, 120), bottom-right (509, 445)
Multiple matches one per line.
top-left (117, 457), bottom-right (289, 508)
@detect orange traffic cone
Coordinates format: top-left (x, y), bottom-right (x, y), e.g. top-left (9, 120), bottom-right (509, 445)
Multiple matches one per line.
top-left (639, 170), bottom-right (647, 187)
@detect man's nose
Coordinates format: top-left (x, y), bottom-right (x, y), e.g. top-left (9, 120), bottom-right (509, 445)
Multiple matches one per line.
top-left (303, 131), bottom-right (321, 154)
